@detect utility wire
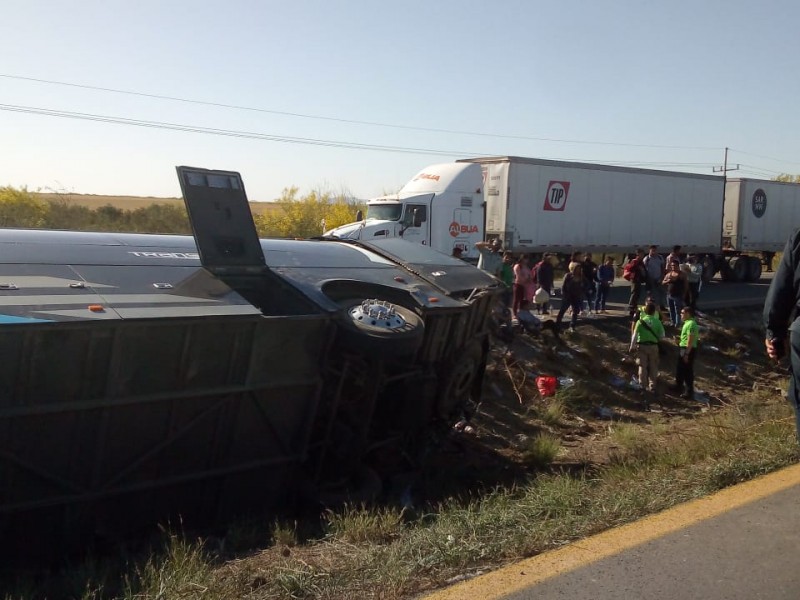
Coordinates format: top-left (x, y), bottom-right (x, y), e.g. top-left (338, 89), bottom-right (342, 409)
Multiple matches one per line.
top-left (736, 164), bottom-right (785, 179)
top-left (730, 148), bottom-right (800, 167)
top-left (0, 72), bottom-right (721, 151)
top-left (0, 103), bottom-right (468, 156)
top-left (0, 102), bottom-right (721, 170)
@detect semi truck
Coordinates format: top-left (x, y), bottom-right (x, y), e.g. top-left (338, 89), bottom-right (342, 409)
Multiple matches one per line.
top-left (324, 162), bottom-right (485, 259)
top-left (329, 156), bottom-right (800, 282)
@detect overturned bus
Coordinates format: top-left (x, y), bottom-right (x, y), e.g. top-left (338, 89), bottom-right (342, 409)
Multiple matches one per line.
top-left (0, 167), bottom-right (500, 558)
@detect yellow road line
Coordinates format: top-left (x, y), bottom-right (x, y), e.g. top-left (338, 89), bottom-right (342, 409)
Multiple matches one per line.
top-left (422, 463), bottom-right (800, 599)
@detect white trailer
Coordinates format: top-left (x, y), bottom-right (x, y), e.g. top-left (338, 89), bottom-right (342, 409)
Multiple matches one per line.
top-left (328, 156), bottom-right (797, 282)
top-left (462, 156), bottom-right (724, 255)
top-left (325, 162), bottom-right (484, 259)
top-left (717, 177), bottom-right (800, 281)
top-left (724, 178), bottom-right (800, 251)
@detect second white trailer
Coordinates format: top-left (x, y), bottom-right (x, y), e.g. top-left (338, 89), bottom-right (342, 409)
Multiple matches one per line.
top-left (724, 178), bottom-right (800, 252)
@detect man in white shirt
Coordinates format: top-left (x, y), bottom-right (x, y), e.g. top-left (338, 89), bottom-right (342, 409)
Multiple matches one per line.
top-left (643, 245), bottom-right (666, 311)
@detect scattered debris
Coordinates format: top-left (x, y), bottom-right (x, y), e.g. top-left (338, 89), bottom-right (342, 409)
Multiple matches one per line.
top-left (536, 376), bottom-right (558, 397)
top-left (609, 375), bottom-right (627, 388)
top-left (471, 305), bottom-right (781, 481)
top-left (453, 419), bottom-right (468, 432)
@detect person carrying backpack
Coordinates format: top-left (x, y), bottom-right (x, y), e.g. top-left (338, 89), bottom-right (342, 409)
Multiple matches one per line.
top-left (629, 302), bottom-right (665, 399)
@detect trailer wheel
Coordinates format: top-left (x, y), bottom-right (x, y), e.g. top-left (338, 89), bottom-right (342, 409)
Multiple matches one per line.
top-left (719, 258), bottom-right (739, 282)
top-left (701, 256), bottom-right (716, 283)
top-left (335, 298), bottom-right (425, 358)
top-left (746, 256), bottom-right (762, 282)
top-left (732, 256), bottom-right (750, 282)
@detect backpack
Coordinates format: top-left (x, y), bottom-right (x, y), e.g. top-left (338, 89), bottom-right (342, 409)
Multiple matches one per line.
top-left (623, 259), bottom-right (638, 282)
top-left (530, 260), bottom-right (543, 285)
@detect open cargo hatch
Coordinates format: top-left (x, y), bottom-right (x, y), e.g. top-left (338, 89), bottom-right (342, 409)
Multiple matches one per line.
top-left (177, 166), bottom-right (266, 274)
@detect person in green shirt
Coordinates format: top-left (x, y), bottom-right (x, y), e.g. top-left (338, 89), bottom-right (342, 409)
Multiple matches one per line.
top-left (629, 302), bottom-right (665, 395)
top-left (498, 251), bottom-right (514, 309)
top-left (674, 306), bottom-right (699, 399)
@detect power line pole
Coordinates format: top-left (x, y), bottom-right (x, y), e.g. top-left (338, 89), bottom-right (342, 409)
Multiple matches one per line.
top-left (712, 147), bottom-right (740, 178)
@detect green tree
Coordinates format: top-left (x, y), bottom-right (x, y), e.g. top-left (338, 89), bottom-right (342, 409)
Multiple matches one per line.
top-left (91, 204), bottom-right (129, 231)
top-left (254, 187), bottom-right (364, 238)
top-left (0, 186), bottom-right (49, 227)
top-left (325, 199), bottom-right (365, 231)
top-left (128, 203), bottom-right (191, 234)
top-left (42, 200), bottom-right (95, 230)
top-left (773, 174), bottom-right (800, 183)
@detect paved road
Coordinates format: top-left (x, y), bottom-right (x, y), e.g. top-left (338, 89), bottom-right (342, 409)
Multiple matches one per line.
top-left (576, 272), bottom-right (774, 313)
top-left (422, 464), bottom-right (800, 600)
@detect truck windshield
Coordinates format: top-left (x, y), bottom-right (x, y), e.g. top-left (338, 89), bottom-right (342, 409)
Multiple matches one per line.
top-left (366, 204), bottom-right (402, 221)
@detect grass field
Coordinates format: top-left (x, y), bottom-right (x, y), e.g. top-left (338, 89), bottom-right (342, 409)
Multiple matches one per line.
top-left (31, 192), bottom-right (282, 216)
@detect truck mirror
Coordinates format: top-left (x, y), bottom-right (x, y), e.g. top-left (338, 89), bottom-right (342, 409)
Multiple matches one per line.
top-left (356, 210), bottom-right (364, 222)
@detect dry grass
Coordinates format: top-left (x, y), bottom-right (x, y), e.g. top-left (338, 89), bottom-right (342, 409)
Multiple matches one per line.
top-left (4, 307), bottom-right (799, 600)
top-left (522, 433), bottom-right (562, 468)
top-left (32, 192), bottom-right (281, 215)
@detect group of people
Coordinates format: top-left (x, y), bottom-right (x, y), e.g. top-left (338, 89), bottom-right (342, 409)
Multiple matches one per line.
top-left (475, 237), bottom-right (703, 406)
top-left (475, 238), bottom-right (557, 321)
top-left (629, 296), bottom-right (700, 407)
top-left (474, 230), bottom-right (800, 443)
top-left (625, 245), bottom-right (703, 327)
top-left (556, 251), bottom-right (617, 332)
top-left (476, 239), bottom-right (619, 334)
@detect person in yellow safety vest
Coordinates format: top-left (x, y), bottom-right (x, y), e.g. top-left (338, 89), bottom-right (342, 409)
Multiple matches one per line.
top-left (630, 294), bottom-right (662, 336)
top-left (629, 302), bottom-right (665, 397)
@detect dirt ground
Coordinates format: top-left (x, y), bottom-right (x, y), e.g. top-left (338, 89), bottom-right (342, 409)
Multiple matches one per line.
top-left (200, 305), bottom-right (791, 600)
top-left (411, 305), bottom-right (789, 501)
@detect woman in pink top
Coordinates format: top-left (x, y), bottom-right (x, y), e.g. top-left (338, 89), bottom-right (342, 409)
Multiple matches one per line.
top-left (512, 254), bottom-right (531, 317)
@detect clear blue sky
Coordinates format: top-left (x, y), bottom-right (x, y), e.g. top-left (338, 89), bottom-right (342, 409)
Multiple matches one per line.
top-left (2, 0), bottom-right (799, 201)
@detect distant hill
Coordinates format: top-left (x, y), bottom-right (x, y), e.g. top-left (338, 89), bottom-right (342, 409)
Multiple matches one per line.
top-left (31, 192), bottom-right (281, 215)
